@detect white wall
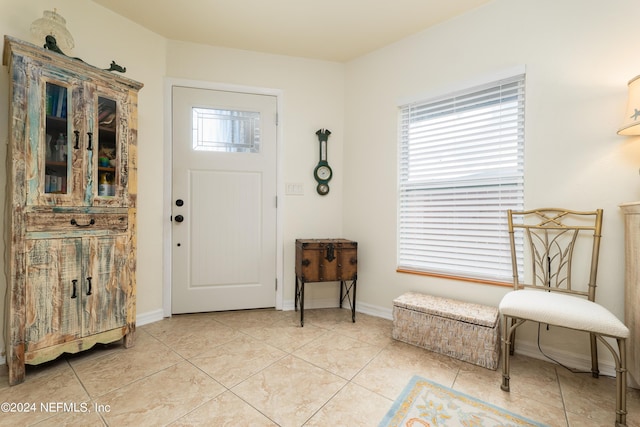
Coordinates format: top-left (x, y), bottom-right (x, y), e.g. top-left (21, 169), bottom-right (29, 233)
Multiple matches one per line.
top-left (344, 0), bottom-right (640, 366)
top-left (0, 0), bottom-right (166, 356)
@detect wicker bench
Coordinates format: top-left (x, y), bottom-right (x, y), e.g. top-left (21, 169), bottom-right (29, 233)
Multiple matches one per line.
top-left (392, 292), bottom-right (500, 369)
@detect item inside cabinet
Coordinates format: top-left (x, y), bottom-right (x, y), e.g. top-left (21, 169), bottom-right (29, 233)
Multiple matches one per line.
top-left (98, 96), bottom-right (117, 178)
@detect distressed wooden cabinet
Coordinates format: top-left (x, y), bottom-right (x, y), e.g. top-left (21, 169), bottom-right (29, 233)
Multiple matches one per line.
top-left (621, 201), bottom-right (640, 386)
top-left (3, 36), bottom-right (143, 385)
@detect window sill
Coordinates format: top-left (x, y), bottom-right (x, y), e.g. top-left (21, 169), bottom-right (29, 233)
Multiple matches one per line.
top-left (396, 268), bottom-right (512, 288)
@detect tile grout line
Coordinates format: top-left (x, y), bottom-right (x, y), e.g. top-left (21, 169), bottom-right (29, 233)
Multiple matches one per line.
top-left (554, 366), bottom-right (571, 427)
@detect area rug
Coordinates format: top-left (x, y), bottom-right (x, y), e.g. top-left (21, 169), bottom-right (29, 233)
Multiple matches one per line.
top-left (379, 375), bottom-right (548, 427)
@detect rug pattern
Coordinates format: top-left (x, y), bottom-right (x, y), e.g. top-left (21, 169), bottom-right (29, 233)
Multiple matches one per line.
top-left (379, 375), bottom-right (548, 427)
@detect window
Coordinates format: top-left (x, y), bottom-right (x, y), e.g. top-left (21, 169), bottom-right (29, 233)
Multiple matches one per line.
top-left (398, 73), bottom-right (525, 283)
top-left (192, 107), bottom-right (261, 153)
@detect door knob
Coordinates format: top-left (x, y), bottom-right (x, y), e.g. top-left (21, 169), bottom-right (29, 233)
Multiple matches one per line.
top-left (174, 215), bottom-right (184, 223)
top-left (176, 199), bottom-right (184, 206)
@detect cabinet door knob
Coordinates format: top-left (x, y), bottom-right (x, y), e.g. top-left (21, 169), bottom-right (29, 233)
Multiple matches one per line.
top-left (86, 277), bottom-right (92, 296)
top-left (71, 279), bottom-right (77, 299)
top-left (87, 132), bottom-right (93, 151)
top-left (73, 130), bottom-right (80, 149)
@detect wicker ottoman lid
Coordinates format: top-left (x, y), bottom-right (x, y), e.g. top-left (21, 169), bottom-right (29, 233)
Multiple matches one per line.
top-left (393, 292), bottom-right (499, 328)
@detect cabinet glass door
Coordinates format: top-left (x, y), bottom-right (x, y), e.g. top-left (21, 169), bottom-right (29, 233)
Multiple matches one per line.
top-left (96, 96), bottom-right (118, 199)
top-left (44, 82), bottom-right (71, 195)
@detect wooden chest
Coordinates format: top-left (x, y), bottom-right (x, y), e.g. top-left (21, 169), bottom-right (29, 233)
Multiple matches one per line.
top-left (295, 239), bottom-right (357, 282)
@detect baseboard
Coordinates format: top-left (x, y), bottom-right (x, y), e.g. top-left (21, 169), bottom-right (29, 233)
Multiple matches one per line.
top-left (355, 301), bottom-right (393, 320)
top-left (136, 309), bottom-right (166, 327)
top-left (512, 339), bottom-right (618, 378)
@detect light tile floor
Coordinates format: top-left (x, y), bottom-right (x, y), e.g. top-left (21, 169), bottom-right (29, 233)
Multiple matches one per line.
top-left (1, 308), bottom-right (639, 426)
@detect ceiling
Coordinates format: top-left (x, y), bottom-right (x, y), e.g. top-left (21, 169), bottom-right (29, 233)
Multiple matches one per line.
top-left (92, 0), bottom-right (492, 62)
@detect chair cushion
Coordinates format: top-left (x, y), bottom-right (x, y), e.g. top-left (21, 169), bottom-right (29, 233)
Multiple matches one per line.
top-left (499, 290), bottom-right (629, 338)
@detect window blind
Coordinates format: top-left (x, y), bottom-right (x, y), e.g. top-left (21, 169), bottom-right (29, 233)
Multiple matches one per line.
top-left (398, 74), bottom-right (525, 282)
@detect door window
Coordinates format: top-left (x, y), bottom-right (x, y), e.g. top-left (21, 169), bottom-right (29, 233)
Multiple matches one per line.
top-left (192, 107), bottom-right (261, 153)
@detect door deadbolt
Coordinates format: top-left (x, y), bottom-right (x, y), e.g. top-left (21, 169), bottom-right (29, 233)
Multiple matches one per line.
top-left (176, 199), bottom-right (184, 206)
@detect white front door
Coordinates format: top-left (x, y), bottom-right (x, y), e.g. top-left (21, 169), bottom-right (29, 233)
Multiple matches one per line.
top-left (171, 86), bottom-right (277, 314)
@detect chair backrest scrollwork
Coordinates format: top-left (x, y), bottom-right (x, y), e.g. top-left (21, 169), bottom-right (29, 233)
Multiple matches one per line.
top-left (508, 208), bottom-right (603, 302)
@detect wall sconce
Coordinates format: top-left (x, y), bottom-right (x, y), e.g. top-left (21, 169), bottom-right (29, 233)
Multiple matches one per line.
top-left (618, 75), bottom-right (640, 135)
top-left (30, 9), bottom-right (74, 52)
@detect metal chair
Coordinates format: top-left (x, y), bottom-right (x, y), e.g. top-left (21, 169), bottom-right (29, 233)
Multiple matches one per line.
top-left (499, 208), bottom-right (629, 427)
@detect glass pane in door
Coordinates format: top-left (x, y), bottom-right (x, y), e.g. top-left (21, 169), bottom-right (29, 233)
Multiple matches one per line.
top-left (45, 82), bottom-right (70, 194)
top-left (192, 107), bottom-right (261, 153)
top-left (97, 96), bottom-right (117, 197)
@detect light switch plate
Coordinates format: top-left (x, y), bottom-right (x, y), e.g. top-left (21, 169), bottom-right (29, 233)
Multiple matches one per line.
top-left (285, 183), bottom-right (304, 195)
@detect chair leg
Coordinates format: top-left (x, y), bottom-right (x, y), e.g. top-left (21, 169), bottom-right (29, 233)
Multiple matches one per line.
top-left (615, 338), bottom-right (627, 427)
top-left (589, 332), bottom-right (600, 378)
top-left (596, 335), bottom-right (627, 426)
top-left (501, 314), bottom-right (511, 392)
top-left (508, 318), bottom-right (516, 356)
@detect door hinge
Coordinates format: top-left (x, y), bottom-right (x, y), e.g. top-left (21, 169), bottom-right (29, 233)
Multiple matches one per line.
top-left (275, 278), bottom-right (278, 291)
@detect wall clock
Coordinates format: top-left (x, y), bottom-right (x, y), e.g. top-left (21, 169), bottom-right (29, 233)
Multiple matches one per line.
top-left (314, 128), bottom-right (332, 195)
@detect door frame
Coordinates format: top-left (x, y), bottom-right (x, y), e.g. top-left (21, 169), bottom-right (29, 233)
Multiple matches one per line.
top-left (162, 78), bottom-right (284, 317)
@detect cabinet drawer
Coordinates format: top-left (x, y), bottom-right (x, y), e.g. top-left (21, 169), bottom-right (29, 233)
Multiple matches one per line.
top-left (25, 213), bottom-right (128, 232)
